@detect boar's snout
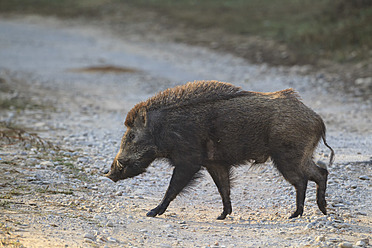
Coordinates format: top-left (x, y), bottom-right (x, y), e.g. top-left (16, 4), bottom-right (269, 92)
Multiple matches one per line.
top-left (104, 158), bottom-right (123, 182)
top-left (104, 170), bottom-right (119, 182)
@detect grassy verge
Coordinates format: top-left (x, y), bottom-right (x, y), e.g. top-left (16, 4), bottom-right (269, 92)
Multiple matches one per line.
top-left (128, 0), bottom-right (372, 64)
top-left (1, 0), bottom-right (371, 65)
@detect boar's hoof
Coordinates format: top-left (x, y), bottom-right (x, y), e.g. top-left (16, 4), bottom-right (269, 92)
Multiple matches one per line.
top-left (217, 210), bottom-right (231, 220)
top-left (146, 209), bottom-right (159, 217)
top-left (319, 207), bottom-right (327, 216)
top-left (289, 211), bottom-right (303, 219)
top-left (146, 207), bottom-right (164, 217)
top-left (217, 214), bottom-right (227, 220)
top-left (317, 199), bottom-right (327, 215)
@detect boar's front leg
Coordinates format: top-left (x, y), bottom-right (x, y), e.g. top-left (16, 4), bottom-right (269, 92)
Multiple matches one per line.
top-left (206, 164), bottom-right (232, 220)
top-left (146, 164), bottom-right (201, 218)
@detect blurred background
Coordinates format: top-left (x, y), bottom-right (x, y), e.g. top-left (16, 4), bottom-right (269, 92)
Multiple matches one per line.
top-left (1, 0), bottom-right (371, 96)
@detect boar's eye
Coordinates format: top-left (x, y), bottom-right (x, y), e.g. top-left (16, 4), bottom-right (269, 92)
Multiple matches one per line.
top-left (127, 133), bottom-right (135, 142)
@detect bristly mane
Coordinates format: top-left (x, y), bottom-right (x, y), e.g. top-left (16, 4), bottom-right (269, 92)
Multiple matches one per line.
top-left (124, 81), bottom-right (247, 127)
top-left (124, 81), bottom-right (299, 127)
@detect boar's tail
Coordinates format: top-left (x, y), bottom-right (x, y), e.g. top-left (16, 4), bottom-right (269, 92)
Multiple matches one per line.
top-left (321, 131), bottom-right (335, 167)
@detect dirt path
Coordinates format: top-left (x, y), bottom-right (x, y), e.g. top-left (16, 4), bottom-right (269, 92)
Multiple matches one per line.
top-left (0, 16), bottom-right (371, 248)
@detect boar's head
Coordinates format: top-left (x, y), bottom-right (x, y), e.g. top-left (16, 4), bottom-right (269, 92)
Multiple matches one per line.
top-left (105, 108), bottom-right (157, 182)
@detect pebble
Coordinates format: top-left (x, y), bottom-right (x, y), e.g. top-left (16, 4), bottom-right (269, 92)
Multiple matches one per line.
top-left (315, 236), bottom-right (326, 242)
top-left (97, 235), bottom-right (108, 242)
top-left (159, 244), bottom-right (172, 248)
top-left (62, 151), bottom-right (74, 157)
top-left (77, 157), bottom-right (89, 163)
top-left (356, 211), bottom-right (367, 216)
top-left (84, 238), bottom-right (95, 243)
top-left (107, 237), bottom-right (117, 243)
top-left (357, 238), bottom-right (369, 246)
top-left (355, 77), bottom-right (372, 89)
top-left (333, 203), bottom-right (346, 208)
top-left (106, 221), bottom-right (114, 227)
top-left (358, 175), bottom-right (370, 180)
top-left (83, 233), bottom-right (96, 241)
top-left (355, 240), bottom-right (366, 247)
top-left (40, 161), bottom-right (54, 167)
top-left (338, 242), bottom-right (353, 248)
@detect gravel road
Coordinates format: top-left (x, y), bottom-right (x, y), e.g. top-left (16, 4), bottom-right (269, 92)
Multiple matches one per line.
top-left (0, 16), bottom-right (371, 248)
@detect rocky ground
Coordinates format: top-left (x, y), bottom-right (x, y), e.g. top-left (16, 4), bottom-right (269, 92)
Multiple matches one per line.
top-left (0, 16), bottom-right (371, 248)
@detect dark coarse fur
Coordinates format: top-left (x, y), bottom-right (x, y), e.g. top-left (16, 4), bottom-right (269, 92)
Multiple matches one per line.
top-left (106, 80), bottom-right (335, 220)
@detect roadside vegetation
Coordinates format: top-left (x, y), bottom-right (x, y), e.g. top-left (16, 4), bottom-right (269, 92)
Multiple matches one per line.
top-left (130, 0), bottom-right (372, 64)
top-left (1, 0), bottom-right (371, 65)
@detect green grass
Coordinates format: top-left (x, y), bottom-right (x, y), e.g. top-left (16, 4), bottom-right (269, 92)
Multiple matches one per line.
top-left (36, 186), bottom-right (74, 195)
top-left (126, 0), bottom-right (372, 63)
top-left (0, 0), bottom-right (371, 64)
top-left (0, 200), bottom-right (11, 208)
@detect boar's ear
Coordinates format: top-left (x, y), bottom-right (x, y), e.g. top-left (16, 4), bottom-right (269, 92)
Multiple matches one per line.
top-left (134, 109), bottom-right (147, 127)
top-left (125, 104), bottom-right (147, 128)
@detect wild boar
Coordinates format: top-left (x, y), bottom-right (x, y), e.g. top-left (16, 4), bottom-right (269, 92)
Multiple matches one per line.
top-left (105, 80), bottom-right (334, 220)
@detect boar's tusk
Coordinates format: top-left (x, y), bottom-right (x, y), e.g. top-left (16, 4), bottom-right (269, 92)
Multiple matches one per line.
top-left (116, 160), bottom-right (124, 169)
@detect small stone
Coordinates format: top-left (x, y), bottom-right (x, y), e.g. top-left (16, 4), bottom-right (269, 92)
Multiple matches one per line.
top-left (355, 240), bottom-right (366, 247)
top-left (343, 213), bottom-right (353, 218)
top-left (358, 175), bottom-right (370, 180)
top-left (107, 237), bottom-right (117, 243)
top-left (84, 238), bottom-right (95, 243)
top-left (333, 203), bottom-right (346, 208)
top-left (63, 151), bottom-right (74, 157)
top-left (355, 77), bottom-right (372, 89)
top-left (97, 235), bottom-right (108, 242)
top-left (160, 244), bottom-right (172, 248)
top-left (356, 211), bottom-right (367, 216)
top-left (93, 214), bottom-right (101, 220)
top-left (329, 238), bottom-right (341, 243)
top-left (356, 238), bottom-right (369, 246)
top-left (83, 233), bottom-right (96, 241)
top-left (77, 157), bottom-right (89, 163)
top-left (338, 242), bottom-right (353, 248)
top-left (106, 221), bottom-right (114, 227)
top-left (316, 236), bottom-right (326, 242)
top-left (40, 161), bottom-right (54, 167)
top-left (35, 164), bottom-right (44, 169)
top-left (99, 176), bottom-right (112, 183)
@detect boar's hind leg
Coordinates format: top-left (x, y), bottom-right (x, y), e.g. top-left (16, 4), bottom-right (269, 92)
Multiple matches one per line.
top-left (290, 179), bottom-right (308, 219)
top-left (206, 164), bottom-right (232, 220)
top-left (308, 160), bottom-right (328, 215)
top-left (273, 157), bottom-right (308, 219)
top-left (146, 165), bottom-right (201, 218)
